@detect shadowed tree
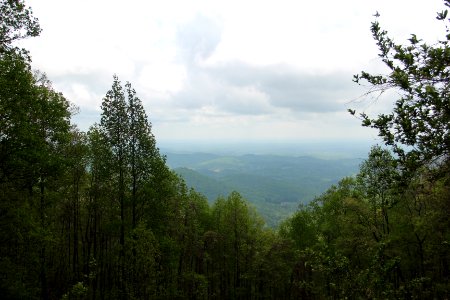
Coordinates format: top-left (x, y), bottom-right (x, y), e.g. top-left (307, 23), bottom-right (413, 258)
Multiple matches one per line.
top-left (100, 75), bottom-right (129, 298)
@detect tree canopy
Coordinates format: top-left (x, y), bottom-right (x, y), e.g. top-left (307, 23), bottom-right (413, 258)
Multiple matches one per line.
top-left (0, 0), bottom-right (449, 299)
top-left (0, 0), bottom-right (41, 53)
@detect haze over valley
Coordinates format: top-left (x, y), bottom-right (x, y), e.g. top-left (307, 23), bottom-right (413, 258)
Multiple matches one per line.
top-left (162, 141), bottom-right (371, 225)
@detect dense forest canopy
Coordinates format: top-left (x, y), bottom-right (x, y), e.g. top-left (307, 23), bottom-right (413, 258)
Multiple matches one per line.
top-left (0, 0), bottom-right (448, 299)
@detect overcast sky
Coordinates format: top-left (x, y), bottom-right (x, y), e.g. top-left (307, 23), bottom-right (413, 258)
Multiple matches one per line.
top-left (19, 0), bottom-right (446, 144)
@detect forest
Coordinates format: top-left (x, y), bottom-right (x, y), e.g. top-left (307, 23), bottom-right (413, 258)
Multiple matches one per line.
top-left (0, 0), bottom-right (448, 299)
top-left (169, 153), bottom-right (362, 227)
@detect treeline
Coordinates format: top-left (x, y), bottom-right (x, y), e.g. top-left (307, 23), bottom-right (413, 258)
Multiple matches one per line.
top-left (280, 146), bottom-right (449, 298)
top-left (0, 46), bottom-right (287, 298)
top-left (1, 1), bottom-right (449, 299)
top-left (0, 54), bottom-right (303, 299)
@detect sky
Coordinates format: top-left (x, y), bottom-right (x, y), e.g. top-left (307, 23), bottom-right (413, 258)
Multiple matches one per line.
top-left (19, 0), bottom-right (446, 145)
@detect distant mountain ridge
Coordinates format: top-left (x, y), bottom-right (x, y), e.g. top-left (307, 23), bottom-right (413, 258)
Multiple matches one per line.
top-left (165, 152), bottom-right (363, 226)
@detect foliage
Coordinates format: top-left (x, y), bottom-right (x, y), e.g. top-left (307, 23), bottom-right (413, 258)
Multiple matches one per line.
top-left (283, 146), bottom-right (449, 298)
top-left (1, 1), bottom-right (449, 299)
top-left (172, 154), bottom-right (361, 227)
top-left (351, 0), bottom-right (450, 175)
top-left (0, 46), bottom-right (72, 299)
top-left (0, 0), bottom-right (41, 54)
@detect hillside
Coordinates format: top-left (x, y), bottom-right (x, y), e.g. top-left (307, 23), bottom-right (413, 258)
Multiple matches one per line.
top-left (167, 153), bottom-right (362, 226)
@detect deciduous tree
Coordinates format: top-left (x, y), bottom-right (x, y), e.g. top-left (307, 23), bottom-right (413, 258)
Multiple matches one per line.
top-left (351, 0), bottom-right (450, 175)
top-left (0, 0), bottom-right (41, 53)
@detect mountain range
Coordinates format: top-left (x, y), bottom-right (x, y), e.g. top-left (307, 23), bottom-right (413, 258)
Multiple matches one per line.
top-left (164, 152), bottom-right (363, 226)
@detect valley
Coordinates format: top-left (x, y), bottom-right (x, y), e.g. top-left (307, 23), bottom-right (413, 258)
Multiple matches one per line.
top-left (164, 152), bottom-right (363, 226)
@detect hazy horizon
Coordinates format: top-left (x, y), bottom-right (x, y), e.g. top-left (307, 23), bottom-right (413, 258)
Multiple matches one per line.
top-left (158, 138), bottom-right (376, 158)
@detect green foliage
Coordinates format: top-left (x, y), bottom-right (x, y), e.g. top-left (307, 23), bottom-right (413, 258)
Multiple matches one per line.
top-left (352, 0), bottom-right (450, 175)
top-left (1, 1), bottom-right (448, 299)
top-left (283, 146), bottom-right (450, 298)
top-left (0, 48), bottom-right (74, 299)
top-left (0, 0), bottom-right (41, 53)
top-left (283, 204), bottom-right (317, 250)
top-left (171, 153), bottom-right (361, 226)
top-left (61, 282), bottom-right (88, 300)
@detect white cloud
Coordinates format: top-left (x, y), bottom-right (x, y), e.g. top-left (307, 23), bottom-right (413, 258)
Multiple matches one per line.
top-left (18, 0), bottom-right (447, 142)
top-left (138, 63), bottom-right (186, 95)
